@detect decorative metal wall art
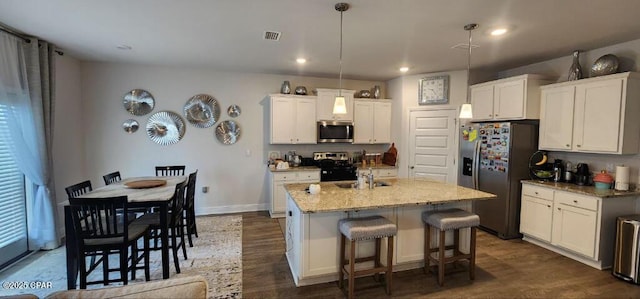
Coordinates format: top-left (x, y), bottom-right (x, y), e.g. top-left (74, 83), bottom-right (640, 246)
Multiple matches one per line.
top-left (215, 120), bottom-right (240, 145)
top-left (227, 105), bottom-right (241, 118)
top-left (122, 119), bottom-right (139, 133)
top-left (123, 89), bottom-right (155, 116)
top-left (183, 94), bottom-right (220, 128)
top-left (146, 111), bottom-right (186, 145)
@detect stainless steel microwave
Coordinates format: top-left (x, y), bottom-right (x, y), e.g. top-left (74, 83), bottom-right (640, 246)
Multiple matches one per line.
top-left (317, 121), bottom-right (353, 143)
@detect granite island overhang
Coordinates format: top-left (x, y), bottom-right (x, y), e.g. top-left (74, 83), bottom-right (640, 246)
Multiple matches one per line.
top-left (284, 178), bottom-right (497, 213)
top-left (282, 178), bottom-right (497, 286)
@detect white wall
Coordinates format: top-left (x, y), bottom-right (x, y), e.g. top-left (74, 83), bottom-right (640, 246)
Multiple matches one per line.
top-left (75, 62), bottom-right (385, 216)
top-left (386, 70), bottom-right (468, 178)
top-left (498, 37), bottom-right (640, 189)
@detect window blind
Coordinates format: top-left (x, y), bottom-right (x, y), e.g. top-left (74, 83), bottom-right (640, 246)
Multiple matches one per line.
top-left (0, 103), bottom-right (27, 248)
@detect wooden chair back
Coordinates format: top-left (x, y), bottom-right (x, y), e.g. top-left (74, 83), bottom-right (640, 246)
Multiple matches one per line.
top-left (103, 171), bottom-right (122, 185)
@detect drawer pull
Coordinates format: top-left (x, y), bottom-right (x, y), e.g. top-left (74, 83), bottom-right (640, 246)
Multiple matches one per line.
top-left (557, 207), bottom-right (561, 211)
top-left (534, 192), bottom-right (539, 195)
top-left (573, 200), bottom-right (578, 203)
top-left (547, 205), bottom-right (551, 208)
top-left (576, 144), bottom-right (581, 148)
top-left (566, 144), bottom-right (570, 147)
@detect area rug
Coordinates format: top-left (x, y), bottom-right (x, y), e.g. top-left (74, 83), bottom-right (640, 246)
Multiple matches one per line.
top-left (0, 215), bottom-right (242, 298)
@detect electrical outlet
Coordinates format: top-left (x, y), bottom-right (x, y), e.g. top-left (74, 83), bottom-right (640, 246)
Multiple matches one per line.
top-left (606, 163), bottom-right (614, 173)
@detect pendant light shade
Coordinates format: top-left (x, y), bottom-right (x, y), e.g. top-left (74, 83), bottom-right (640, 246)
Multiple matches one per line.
top-left (333, 96), bottom-right (347, 114)
top-left (333, 3), bottom-right (349, 115)
top-left (459, 23), bottom-right (478, 119)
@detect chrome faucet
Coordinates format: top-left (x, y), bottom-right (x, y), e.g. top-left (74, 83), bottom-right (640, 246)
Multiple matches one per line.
top-left (368, 168), bottom-right (374, 189)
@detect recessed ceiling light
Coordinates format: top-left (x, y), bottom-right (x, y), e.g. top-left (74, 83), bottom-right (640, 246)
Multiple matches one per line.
top-left (490, 28), bottom-right (507, 36)
top-left (399, 66), bottom-right (409, 72)
top-left (296, 58), bottom-right (307, 64)
top-left (116, 44), bottom-right (132, 50)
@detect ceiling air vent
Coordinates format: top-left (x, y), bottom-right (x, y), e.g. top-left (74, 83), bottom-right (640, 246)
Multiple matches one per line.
top-left (451, 43), bottom-right (479, 50)
top-left (264, 31), bottom-right (281, 41)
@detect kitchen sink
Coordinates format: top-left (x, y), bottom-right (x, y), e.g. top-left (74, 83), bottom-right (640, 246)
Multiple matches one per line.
top-left (334, 181), bottom-right (392, 189)
top-left (334, 182), bottom-right (354, 189)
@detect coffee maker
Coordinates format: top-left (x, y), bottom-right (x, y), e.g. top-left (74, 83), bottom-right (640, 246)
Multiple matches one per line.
top-left (575, 163), bottom-right (590, 185)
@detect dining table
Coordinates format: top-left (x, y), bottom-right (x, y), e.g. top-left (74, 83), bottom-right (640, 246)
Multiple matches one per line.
top-left (64, 176), bottom-right (187, 290)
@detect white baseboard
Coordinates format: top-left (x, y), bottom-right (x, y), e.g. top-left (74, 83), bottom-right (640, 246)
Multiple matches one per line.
top-left (196, 203), bottom-right (269, 215)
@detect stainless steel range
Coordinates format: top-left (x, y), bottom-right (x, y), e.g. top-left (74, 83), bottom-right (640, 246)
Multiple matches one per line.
top-left (313, 152), bottom-right (357, 182)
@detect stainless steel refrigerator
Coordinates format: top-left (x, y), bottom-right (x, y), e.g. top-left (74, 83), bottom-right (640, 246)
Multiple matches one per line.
top-left (458, 121), bottom-right (538, 239)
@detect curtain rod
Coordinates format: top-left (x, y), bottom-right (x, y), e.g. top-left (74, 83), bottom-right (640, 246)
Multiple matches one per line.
top-left (0, 27), bottom-right (64, 56)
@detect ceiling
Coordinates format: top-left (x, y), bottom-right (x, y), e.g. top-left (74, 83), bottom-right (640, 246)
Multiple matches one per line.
top-left (1, 0), bottom-right (640, 81)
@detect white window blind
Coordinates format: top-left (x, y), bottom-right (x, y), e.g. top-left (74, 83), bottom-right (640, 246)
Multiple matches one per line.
top-left (0, 103), bottom-right (27, 249)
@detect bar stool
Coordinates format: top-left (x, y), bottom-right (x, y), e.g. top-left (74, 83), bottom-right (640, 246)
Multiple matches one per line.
top-left (338, 216), bottom-right (397, 299)
top-left (422, 208), bottom-right (480, 286)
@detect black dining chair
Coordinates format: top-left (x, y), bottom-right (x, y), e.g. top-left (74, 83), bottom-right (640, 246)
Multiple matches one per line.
top-left (103, 171), bottom-right (122, 185)
top-left (65, 180), bottom-right (93, 198)
top-left (69, 196), bottom-right (151, 288)
top-left (134, 181), bottom-right (188, 273)
top-left (184, 170), bottom-right (198, 247)
top-left (155, 165), bottom-right (186, 176)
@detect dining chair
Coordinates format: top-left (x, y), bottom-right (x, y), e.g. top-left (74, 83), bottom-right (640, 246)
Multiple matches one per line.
top-left (65, 180), bottom-right (93, 198)
top-left (184, 170), bottom-right (198, 247)
top-left (103, 171), bottom-right (122, 185)
top-left (155, 165), bottom-right (186, 176)
top-left (68, 196), bottom-right (151, 289)
top-left (134, 181), bottom-right (188, 274)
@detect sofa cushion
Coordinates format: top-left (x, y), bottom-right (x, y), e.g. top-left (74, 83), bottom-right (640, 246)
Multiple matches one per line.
top-left (45, 275), bottom-right (208, 299)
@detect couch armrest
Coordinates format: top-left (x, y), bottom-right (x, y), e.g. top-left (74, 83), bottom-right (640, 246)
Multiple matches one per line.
top-left (45, 275), bottom-right (208, 299)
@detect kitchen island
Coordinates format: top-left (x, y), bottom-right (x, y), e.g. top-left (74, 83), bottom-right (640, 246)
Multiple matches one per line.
top-left (284, 178), bottom-right (496, 286)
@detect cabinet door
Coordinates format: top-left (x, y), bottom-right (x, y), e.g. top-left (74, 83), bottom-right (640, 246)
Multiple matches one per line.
top-left (353, 101), bottom-right (374, 144)
top-left (271, 97), bottom-right (294, 144)
top-left (552, 203), bottom-right (597, 258)
top-left (272, 180), bottom-right (288, 215)
top-left (520, 195), bottom-right (553, 242)
top-left (470, 85), bottom-right (494, 121)
top-left (539, 86), bottom-right (575, 151)
top-left (573, 78), bottom-right (623, 153)
top-left (295, 98), bottom-right (317, 144)
top-left (316, 90), bottom-right (354, 121)
top-left (373, 102), bottom-right (392, 143)
top-left (494, 79), bottom-right (525, 119)
top-left (286, 195), bottom-right (302, 283)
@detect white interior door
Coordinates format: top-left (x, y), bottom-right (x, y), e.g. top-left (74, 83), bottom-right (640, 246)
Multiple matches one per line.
top-left (408, 108), bottom-right (457, 183)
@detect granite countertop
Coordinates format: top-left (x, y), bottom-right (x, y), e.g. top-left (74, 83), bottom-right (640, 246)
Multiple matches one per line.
top-left (354, 163), bottom-right (397, 170)
top-left (521, 180), bottom-right (640, 198)
top-left (269, 166), bottom-right (320, 172)
top-left (285, 178), bottom-right (496, 213)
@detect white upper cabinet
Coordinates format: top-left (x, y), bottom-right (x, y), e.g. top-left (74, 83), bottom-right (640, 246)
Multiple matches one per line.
top-left (270, 94), bottom-right (317, 144)
top-left (316, 88), bottom-right (355, 121)
top-left (539, 72), bottom-right (640, 154)
top-left (470, 74), bottom-right (550, 121)
top-left (353, 99), bottom-right (392, 144)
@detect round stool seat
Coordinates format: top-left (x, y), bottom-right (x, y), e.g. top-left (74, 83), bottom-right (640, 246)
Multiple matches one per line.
top-left (422, 208), bottom-right (479, 231)
top-left (339, 216), bottom-right (397, 241)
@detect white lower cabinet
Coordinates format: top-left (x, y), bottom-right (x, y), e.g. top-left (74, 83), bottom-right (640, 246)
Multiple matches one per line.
top-left (270, 170), bottom-right (320, 218)
top-left (520, 183), bottom-right (637, 269)
top-left (356, 167), bottom-right (398, 179)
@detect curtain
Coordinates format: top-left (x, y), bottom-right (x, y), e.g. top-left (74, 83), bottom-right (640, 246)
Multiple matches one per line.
top-left (0, 32), bottom-right (58, 250)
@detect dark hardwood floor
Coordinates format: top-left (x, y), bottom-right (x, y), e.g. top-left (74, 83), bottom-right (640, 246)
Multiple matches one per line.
top-left (242, 211), bottom-right (640, 298)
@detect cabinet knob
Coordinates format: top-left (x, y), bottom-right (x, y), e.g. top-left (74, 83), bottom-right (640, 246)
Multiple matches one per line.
top-left (557, 207), bottom-right (561, 211)
top-left (489, 114), bottom-right (493, 117)
top-left (573, 200), bottom-right (578, 203)
top-left (410, 166), bottom-right (415, 169)
top-left (296, 138), bottom-right (299, 141)
top-left (547, 205), bottom-right (551, 208)
top-left (374, 139), bottom-right (377, 142)
top-left (566, 144), bottom-right (570, 147)
top-left (495, 114), bottom-right (499, 117)
top-left (576, 144), bottom-right (581, 148)
top-left (534, 192), bottom-right (539, 195)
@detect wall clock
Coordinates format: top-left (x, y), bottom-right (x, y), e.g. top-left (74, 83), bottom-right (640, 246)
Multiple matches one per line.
top-left (419, 75), bottom-right (449, 105)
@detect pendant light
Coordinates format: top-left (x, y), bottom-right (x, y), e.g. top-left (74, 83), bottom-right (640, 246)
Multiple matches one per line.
top-left (459, 23), bottom-right (478, 119)
top-left (333, 3), bottom-right (349, 114)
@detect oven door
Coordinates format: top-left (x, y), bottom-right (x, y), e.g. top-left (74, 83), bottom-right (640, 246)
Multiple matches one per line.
top-left (317, 121), bottom-right (353, 143)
